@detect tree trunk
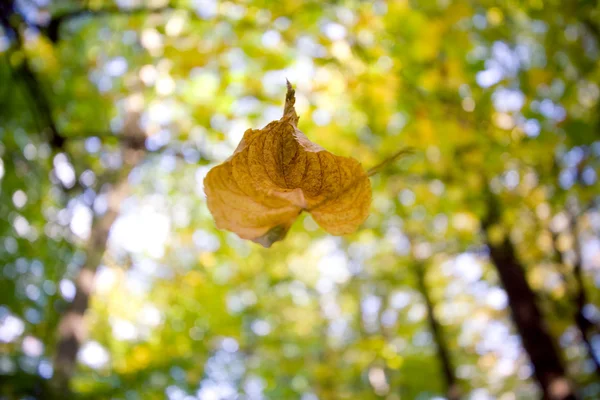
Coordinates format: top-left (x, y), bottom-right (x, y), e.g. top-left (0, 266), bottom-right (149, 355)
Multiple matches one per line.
top-left (51, 114), bottom-right (146, 395)
top-left (413, 263), bottom-right (460, 400)
top-left (51, 179), bottom-right (129, 393)
top-left (483, 194), bottom-right (577, 400)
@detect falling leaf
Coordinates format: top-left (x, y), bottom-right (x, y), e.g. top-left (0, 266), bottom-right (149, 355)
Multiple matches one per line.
top-left (204, 81), bottom-right (372, 247)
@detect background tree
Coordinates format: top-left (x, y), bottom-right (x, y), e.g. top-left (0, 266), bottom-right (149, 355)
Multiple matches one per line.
top-left (1, 1), bottom-right (599, 399)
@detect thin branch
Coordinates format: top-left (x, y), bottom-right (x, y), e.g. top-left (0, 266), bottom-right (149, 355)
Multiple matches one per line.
top-left (413, 262), bottom-right (461, 400)
top-left (568, 207), bottom-right (600, 376)
top-left (582, 17), bottom-right (600, 46)
top-left (1, 1), bottom-right (65, 149)
top-left (43, 4), bottom-right (192, 42)
top-left (63, 130), bottom-right (208, 161)
top-left (552, 229), bottom-right (600, 377)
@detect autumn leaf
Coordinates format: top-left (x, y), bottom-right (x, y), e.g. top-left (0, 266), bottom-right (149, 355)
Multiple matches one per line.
top-left (204, 81), bottom-right (372, 247)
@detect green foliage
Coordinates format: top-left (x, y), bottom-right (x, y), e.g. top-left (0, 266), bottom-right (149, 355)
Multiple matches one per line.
top-left (1, 0), bottom-right (599, 399)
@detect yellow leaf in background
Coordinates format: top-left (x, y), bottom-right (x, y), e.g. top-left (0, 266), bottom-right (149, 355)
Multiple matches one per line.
top-left (204, 81), bottom-right (372, 247)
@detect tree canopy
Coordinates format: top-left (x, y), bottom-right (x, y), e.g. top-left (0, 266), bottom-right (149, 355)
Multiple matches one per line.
top-left (1, 1), bottom-right (599, 399)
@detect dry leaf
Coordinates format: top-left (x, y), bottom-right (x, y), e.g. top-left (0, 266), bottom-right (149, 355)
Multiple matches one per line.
top-left (204, 81), bottom-right (372, 247)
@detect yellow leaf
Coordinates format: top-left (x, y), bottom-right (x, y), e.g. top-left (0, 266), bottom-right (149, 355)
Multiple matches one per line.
top-left (204, 81), bottom-right (372, 247)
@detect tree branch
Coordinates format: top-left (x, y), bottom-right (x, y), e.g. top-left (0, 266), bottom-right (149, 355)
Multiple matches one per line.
top-left (413, 262), bottom-right (461, 400)
top-left (566, 207), bottom-right (600, 377)
top-left (1, 0), bottom-right (65, 149)
top-left (44, 4), bottom-right (191, 42)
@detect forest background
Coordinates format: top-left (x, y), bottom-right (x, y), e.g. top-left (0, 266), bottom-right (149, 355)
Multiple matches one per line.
top-left (1, 0), bottom-right (600, 399)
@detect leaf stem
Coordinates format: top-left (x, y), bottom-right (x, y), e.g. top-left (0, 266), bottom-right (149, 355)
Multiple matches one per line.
top-left (283, 79), bottom-right (299, 126)
top-left (367, 147), bottom-right (414, 177)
